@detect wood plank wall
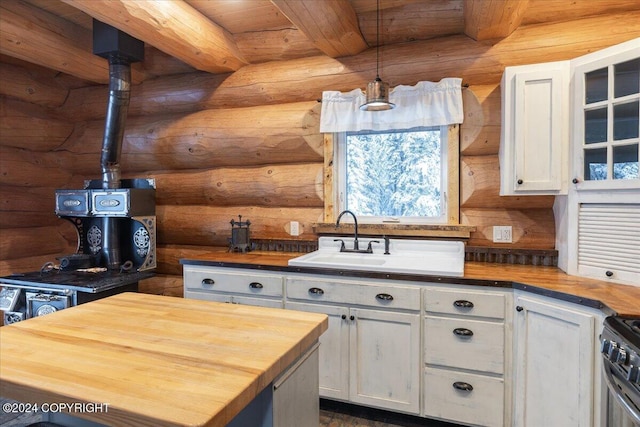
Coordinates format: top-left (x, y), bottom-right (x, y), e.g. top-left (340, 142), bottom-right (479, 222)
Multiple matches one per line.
top-left (1, 13), bottom-right (639, 297)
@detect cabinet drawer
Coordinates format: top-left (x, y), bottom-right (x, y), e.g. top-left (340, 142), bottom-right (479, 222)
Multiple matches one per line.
top-left (424, 316), bottom-right (504, 374)
top-left (184, 267), bottom-right (283, 297)
top-left (286, 277), bottom-right (420, 311)
top-left (424, 287), bottom-right (507, 319)
top-left (424, 367), bottom-right (504, 427)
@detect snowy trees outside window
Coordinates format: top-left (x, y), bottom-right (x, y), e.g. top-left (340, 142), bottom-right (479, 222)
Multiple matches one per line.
top-left (343, 128), bottom-right (445, 220)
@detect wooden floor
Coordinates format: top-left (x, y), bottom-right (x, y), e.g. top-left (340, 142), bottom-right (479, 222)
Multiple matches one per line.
top-left (320, 400), bottom-right (460, 427)
top-left (1, 397), bottom-right (460, 427)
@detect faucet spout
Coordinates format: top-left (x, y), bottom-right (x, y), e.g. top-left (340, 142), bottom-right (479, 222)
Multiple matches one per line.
top-left (336, 210), bottom-right (359, 251)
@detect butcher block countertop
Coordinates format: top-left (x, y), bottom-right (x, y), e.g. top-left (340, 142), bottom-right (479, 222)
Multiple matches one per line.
top-left (0, 292), bottom-right (328, 427)
top-left (182, 249), bottom-right (640, 317)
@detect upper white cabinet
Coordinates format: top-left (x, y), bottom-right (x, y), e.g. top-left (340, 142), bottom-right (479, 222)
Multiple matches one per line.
top-left (560, 39), bottom-right (640, 285)
top-left (500, 61), bottom-right (570, 195)
top-left (571, 39), bottom-right (640, 191)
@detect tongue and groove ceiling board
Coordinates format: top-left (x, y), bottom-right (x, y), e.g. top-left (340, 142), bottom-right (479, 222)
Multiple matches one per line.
top-left (2, 0), bottom-right (639, 85)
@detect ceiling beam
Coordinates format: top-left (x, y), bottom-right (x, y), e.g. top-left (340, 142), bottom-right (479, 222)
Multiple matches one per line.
top-left (60, 0), bottom-right (248, 73)
top-left (464, 0), bottom-right (530, 41)
top-left (271, 0), bottom-right (368, 58)
top-left (0, 1), bottom-right (112, 84)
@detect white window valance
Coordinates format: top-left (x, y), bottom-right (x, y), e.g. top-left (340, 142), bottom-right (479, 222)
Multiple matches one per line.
top-left (319, 78), bottom-right (464, 133)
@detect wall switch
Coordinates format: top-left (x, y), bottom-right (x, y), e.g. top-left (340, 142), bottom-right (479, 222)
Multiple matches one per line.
top-left (493, 226), bottom-right (512, 243)
top-left (289, 221), bottom-right (300, 236)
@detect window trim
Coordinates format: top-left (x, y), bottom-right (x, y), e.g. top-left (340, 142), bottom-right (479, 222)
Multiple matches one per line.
top-left (322, 124), bottom-right (460, 225)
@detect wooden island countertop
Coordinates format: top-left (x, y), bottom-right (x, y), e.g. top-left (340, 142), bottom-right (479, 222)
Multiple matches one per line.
top-left (181, 249), bottom-right (640, 317)
top-left (0, 292), bottom-right (328, 427)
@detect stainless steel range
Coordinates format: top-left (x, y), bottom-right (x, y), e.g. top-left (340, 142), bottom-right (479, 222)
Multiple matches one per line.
top-left (601, 316), bottom-right (640, 426)
top-left (0, 20), bottom-right (155, 324)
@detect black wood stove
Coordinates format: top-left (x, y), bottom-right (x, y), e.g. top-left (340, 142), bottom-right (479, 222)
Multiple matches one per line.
top-left (0, 21), bottom-right (156, 324)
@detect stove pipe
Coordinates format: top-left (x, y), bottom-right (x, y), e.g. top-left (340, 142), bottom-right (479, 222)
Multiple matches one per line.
top-left (93, 19), bottom-right (144, 189)
top-left (93, 20), bottom-right (144, 269)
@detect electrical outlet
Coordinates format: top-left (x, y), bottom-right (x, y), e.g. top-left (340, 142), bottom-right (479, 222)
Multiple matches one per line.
top-left (493, 226), bottom-right (512, 243)
top-left (290, 221), bottom-right (300, 236)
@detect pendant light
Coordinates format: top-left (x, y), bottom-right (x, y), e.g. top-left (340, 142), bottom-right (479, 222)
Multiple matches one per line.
top-left (360, 0), bottom-right (395, 111)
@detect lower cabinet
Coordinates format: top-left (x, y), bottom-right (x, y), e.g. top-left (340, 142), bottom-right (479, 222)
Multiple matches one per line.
top-left (513, 292), bottom-right (605, 427)
top-left (183, 265), bottom-right (608, 426)
top-left (183, 266), bottom-right (283, 308)
top-left (286, 276), bottom-right (421, 414)
top-left (423, 286), bottom-right (511, 427)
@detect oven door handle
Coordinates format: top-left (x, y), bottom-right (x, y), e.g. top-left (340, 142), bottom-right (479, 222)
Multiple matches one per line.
top-left (602, 358), bottom-right (640, 425)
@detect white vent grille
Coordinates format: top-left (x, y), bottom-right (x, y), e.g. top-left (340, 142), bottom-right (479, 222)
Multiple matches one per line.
top-left (578, 204), bottom-right (640, 284)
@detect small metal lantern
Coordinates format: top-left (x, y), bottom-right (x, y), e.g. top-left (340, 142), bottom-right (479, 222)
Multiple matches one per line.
top-left (228, 215), bottom-right (251, 253)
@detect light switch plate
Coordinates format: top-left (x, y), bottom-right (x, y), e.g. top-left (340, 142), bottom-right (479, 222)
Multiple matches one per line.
top-left (493, 226), bottom-right (512, 243)
top-left (290, 221), bottom-right (300, 236)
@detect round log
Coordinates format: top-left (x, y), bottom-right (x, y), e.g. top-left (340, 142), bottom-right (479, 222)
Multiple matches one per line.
top-left (139, 163), bottom-right (323, 208)
top-left (61, 102), bottom-right (323, 173)
top-left (0, 146), bottom-right (73, 187)
top-left (460, 84), bottom-right (501, 156)
top-left (0, 61), bottom-right (69, 108)
top-left (0, 98), bottom-right (74, 151)
top-left (157, 205), bottom-right (323, 246)
top-left (0, 224), bottom-right (76, 261)
top-left (462, 208), bottom-right (556, 249)
top-left (461, 155), bottom-right (555, 209)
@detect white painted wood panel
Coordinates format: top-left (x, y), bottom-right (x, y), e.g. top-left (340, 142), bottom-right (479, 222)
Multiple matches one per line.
top-left (423, 366), bottom-right (504, 427)
top-left (424, 316), bottom-right (505, 374)
top-left (423, 286), bottom-right (507, 319)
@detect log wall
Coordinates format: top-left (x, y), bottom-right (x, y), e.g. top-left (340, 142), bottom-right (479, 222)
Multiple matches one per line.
top-left (1, 13), bottom-right (639, 297)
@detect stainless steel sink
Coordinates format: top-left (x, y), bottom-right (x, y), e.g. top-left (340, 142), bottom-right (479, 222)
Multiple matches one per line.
top-left (288, 237), bottom-right (465, 277)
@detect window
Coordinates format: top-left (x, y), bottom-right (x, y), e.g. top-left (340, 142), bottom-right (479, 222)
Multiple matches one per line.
top-left (333, 125), bottom-right (458, 224)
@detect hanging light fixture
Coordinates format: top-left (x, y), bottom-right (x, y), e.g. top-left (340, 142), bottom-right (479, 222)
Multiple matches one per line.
top-left (360, 0), bottom-right (395, 111)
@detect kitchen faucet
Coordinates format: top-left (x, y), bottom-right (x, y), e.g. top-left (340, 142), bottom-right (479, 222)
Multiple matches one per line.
top-left (335, 210), bottom-right (379, 253)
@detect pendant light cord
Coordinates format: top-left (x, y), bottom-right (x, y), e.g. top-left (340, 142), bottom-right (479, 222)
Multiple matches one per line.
top-left (376, 0), bottom-right (380, 79)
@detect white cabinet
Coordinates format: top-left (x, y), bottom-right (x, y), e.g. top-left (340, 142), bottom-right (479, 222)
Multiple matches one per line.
top-left (423, 286), bottom-right (512, 427)
top-left (513, 292), bottom-right (605, 427)
top-left (500, 61), bottom-right (570, 195)
top-left (285, 275), bottom-right (421, 414)
top-left (183, 266), bottom-right (284, 308)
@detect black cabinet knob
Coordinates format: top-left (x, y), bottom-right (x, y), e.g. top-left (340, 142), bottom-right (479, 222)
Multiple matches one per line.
top-left (453, 381), bottom-right (473, 392)
top-left (572, 178), bottom-right (579, 184)
top-left (516, 306), bottom-right (524, 312)
top-left (517, 179), bottom-right (523, 185)
top-left (453, 328), bottom-right (474, 337)
top-left (453, 300), bottom-right (474, 309)
top-left (350, 315), bottom-right (355, 321)
top-left (606, 270), bottom-right (614, 277)
top-left (341, 314), bottom-right (347, 320)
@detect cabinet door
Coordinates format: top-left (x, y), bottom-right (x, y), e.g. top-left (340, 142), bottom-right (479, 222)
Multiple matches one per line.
top-left (500, 61), bottom-right (569, 195)
top-left (513, 294), bottom-right (598, 427)
top-left (286, 301), bottom-right (349, 400)
top-left (349, 308), bottom-right (420, 414)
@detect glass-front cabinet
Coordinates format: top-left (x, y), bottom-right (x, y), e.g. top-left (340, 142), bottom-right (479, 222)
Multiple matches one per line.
top-left (574, 46), bottom-right (640, 189)
top-left (562, 39), bottom-right (640, 286)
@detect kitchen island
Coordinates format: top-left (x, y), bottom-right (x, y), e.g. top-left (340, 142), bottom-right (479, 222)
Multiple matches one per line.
top-left (0, 292), bottom-right (328, 426)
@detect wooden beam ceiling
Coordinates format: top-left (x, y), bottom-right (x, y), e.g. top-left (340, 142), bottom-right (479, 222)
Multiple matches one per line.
top-left (59, 0), bottom-right (248, 73)
top-left (464, 0), bottom-right (530, 41)
top-left (271, 0), bottom-right (368, 57)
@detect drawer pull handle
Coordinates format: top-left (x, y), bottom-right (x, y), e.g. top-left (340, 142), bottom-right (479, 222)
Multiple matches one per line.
top-left (453, 300), bottom-right (474, 309)
top-left (201, 278), bottom-right (215, 286)
top-left (453, 328), bottom-right (474, 337)
top-left (453, 381), bottom-right (473, 392)
top-left (376, 293), bottom-right (394, 301)
top-left (309, 287), bottom-right (324, 295)
top-left (249, 282), bottom-right (263, 289)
